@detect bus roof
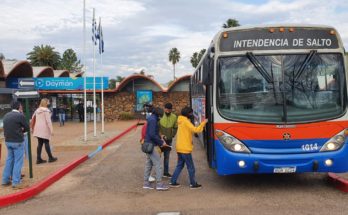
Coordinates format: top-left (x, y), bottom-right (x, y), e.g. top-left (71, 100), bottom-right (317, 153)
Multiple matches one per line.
top-left (216, 24), bottom-right (336, 34)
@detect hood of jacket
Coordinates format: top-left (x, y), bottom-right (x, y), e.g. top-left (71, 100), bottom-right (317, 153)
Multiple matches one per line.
top-left (177, 115), bottom-right (188, 125)
top-left (35, 107), bottom-right (50, 115)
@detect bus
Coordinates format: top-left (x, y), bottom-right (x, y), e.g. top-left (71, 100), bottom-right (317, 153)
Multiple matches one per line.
top-left (191, 24), bottom-right (348, 175)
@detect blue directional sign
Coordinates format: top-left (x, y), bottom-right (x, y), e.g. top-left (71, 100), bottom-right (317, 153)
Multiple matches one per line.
top-left (18, 78), bottom-right (35, 89)
top-left (34, 77), bottom-right (109, 90)
top-left (13, 90), bottom-right (39, 99)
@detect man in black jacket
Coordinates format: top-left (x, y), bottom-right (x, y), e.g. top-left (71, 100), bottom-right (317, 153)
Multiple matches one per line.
top-left (2, 101), bottom-right (29, 189)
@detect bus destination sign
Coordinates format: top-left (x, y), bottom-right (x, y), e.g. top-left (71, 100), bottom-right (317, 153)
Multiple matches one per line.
top-left (219, 28), bottom-right (339, 51)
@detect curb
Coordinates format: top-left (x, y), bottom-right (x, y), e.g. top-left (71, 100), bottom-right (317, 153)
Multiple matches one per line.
top-left (0, 123), bottom-right (138, 208)
top-left (328, 172), bottom-right (348, 192)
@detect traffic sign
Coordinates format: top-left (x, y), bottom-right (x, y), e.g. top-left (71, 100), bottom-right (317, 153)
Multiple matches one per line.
top-left (13, 90), bottom-right (39, 98)
top-left (18, 78), bottom-right (35, 89)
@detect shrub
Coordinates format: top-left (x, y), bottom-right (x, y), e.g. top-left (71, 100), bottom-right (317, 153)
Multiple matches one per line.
top-left (118, 112), bottom-right (135, 120)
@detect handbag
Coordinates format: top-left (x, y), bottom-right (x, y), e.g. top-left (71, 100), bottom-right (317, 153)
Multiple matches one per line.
top-left (141, 141), bottom-right (154, 154)
top-left (30, 114), bottom-right (36, 131)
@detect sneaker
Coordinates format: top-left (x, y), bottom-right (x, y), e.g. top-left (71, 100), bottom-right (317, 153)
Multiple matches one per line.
top-left (143, 181), bottom-right (154, 189)
top-left (190, 183), bottom-right (202, 189)
top-left (156, 182), bottom-right (169, 191)
top-left (148, 175), bottom-right (156, 182)
top-left (2, 182), bottom-right (11, 187)
top-left (12, 183), bottom-right (28, 190)
top-left (36, 159), bottom-right (47, 164)
top-left (48, 157), bottom-right (58, 163)
top-left (169, 182), bottom-right (181, 188)
top-left (163, 173), bottom-right (172, 178)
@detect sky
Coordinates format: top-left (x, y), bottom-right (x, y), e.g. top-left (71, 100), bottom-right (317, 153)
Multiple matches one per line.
top-left (0, 0), bottom-right (348, 84)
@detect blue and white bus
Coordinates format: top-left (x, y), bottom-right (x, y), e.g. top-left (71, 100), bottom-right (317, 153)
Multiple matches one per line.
top-left (191, 25), bottom-right (348, 175)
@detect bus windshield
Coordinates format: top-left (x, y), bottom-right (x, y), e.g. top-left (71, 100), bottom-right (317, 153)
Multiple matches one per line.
top-left (217, 53), bottom-right (346, 124)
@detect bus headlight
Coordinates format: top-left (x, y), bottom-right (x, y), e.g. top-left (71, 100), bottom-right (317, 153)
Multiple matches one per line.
top-left (320, 130), bottom-right (347, 152)
top-left (215, 130), bottom-right (251, 153)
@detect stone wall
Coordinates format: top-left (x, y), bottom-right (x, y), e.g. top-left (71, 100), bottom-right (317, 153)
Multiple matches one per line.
top-left (104, 91), bottom-right (190, 121)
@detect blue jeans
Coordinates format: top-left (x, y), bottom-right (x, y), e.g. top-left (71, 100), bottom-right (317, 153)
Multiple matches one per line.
top-left (170, 153), bottom-right (196, 186)
top-left (2, 141), bottom-right (25, 186)
top-left (59, 113), bottom-right (65, 126)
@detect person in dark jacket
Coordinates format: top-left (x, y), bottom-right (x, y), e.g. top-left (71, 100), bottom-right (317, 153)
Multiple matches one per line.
top-left (58, 104), bottom-right (66, 126)
top-left (77, 102), bottom-right (84, 122)
top-left (143, 107), bottom-right (170, 191)
top-left (2, 101), bottom-right (29, 189)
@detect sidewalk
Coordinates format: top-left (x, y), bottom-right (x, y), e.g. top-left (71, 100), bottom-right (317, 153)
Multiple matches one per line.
top-left (0, 120), bottom-right (139, 196)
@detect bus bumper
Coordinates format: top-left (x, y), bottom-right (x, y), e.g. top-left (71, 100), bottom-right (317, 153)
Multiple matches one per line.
top-left (214, 140), bottom-right (348, 175)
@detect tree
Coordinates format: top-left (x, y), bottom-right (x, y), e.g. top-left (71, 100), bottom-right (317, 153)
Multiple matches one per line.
top-left (59, 49), bottom-right (83, 72)
top-left (27, 45), bottom-right (61, 69)
top-left (169, 47), bottom-right (180, 80)
top-left (109, 79), bottom-right (116, 89)
top-left (190, 49), bottom-right (206, 68)
top-left (116, 76), bottom-right (125, 82)
top-left (0, 53), bottom-right (5, 61)
top-left (109, 76), bottom-right (125, 89)
top-left (222, 18), bottom-right (240, 28)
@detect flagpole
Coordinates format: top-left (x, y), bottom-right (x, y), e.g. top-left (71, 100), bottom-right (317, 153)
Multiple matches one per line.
top-left (83, 0), bottom-right (87, 142)
top-left (99, 17), bottom-right (105, 134)
top-left (93, 8), bottom-right (97, 137)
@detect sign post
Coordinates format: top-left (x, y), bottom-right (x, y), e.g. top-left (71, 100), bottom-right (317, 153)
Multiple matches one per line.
top-left (14, 89), bottom-right (39, 179)
top-left (24, 98), bottom-right (33, 178)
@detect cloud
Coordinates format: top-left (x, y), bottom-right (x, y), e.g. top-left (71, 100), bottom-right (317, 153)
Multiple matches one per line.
top-left (0, 0), bottom-right (348, 83)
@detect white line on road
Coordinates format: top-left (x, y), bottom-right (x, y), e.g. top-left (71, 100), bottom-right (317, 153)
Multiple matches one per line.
top-left (157, 213), bottom-right (180, 215)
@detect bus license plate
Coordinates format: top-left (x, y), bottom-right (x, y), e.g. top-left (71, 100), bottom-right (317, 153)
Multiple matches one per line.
top-left (273, 167), bottom-right (296, 173)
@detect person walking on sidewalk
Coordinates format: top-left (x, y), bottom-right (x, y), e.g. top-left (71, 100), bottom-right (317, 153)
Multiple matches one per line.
top-left (2, 101), bottom-right (30, 189)
top-left (170, 106), bottom-right (207, 189)
top-left (58, 104), bottom-right (66, 126)
top-left (143, 107), bottom-right (170, 191)
top-left (159, 103), bottom-right (177, 178)
top-left (77, 101), bottom-right (84, 122)
top-left (32, 98), bottom-right (57, 164)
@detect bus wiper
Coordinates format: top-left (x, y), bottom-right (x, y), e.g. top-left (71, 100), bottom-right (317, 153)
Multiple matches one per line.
top-left (294, 50), bottom-right (317, 81)
top-left (246, 52), bottom-right (272, 83)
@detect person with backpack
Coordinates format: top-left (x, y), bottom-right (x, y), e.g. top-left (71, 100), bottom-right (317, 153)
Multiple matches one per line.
top-left (142, 107), bottom-right (170, 191)
top-left (169, 106), bottom-right (207, 189)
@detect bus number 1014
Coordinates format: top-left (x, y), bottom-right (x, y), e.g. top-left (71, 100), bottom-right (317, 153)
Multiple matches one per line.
top-left (301, 143), bottom-right (319, 151)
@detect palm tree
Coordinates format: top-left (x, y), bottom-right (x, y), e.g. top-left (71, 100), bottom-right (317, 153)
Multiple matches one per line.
top-left (169, 48), bottom-right (180, 80)
top-left (27, 45), bottom-right (61, 69)
top-left (190, 49), bottom-right (206, 68)
top-left (190, 52), bottom-right (199, 68)
top-left (59, 48), bottom-right (83, 72)
top-left (222, 18), bottom-right (240, 28)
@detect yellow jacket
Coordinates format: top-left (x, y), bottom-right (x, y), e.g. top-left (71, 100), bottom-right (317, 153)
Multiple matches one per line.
top-left (176, 116), bottom-right (207, 154)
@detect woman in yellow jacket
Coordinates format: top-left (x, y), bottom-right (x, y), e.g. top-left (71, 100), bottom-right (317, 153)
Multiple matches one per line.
top-left (169, 106), bottom-right (207, 189)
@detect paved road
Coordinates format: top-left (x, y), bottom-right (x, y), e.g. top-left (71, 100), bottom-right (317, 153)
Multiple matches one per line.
top-left (1, 127), bottom-right (348, 215)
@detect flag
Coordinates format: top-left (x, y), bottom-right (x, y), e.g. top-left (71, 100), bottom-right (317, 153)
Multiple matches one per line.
top-left (92, 13), bottom-right (98, 46)
top-left (97, 18), bottom-right (104, 54)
